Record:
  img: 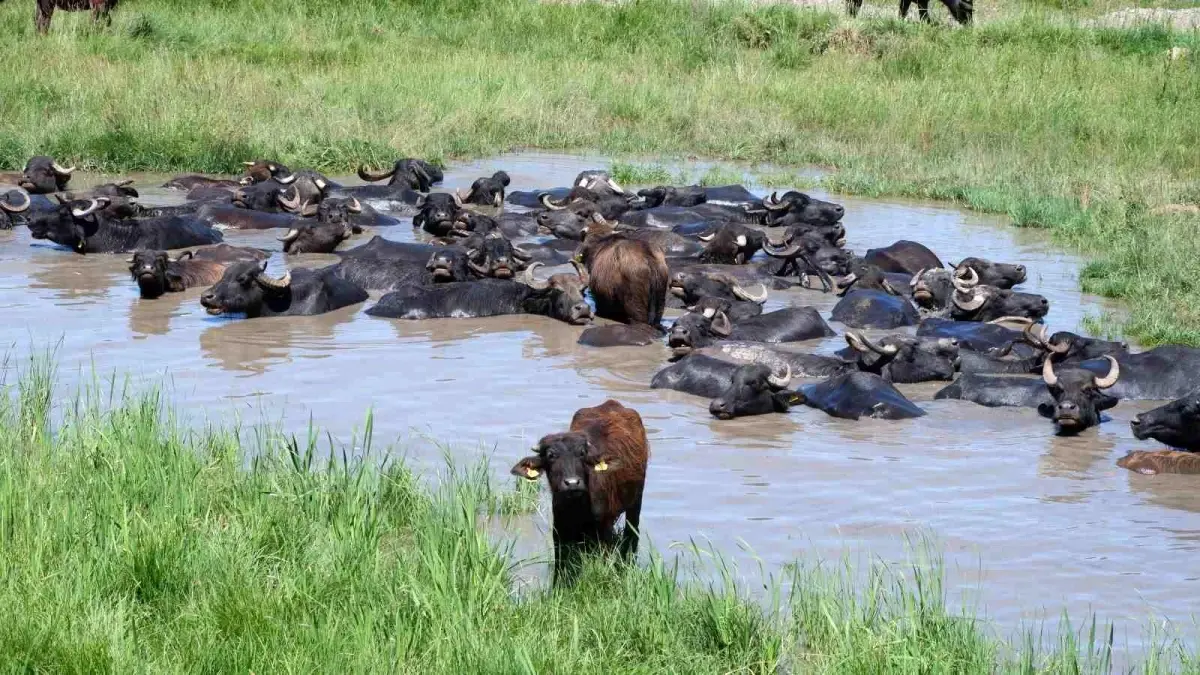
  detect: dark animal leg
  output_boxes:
[845,0,863,17]
[620,493,644,560]
[551,532,581,586]
[36,1,54,33]
[899,0,912,18]
[917,0,932,22]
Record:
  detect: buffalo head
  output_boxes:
[19,156,75,194]
[760,190,844,228]
[1038,356,1120,435]
[1131,392,1200,451]
[27,196,109,253]
[199,260,292,317]
[844,331,960,383]
[709,363,798,419]
[357,158,439,191]
[697,223,763,265]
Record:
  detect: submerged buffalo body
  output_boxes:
[366,273,592,325]
[200,262,368,318]
[800,371,926,421]
[831,289,919,329]
[28,198,222,253]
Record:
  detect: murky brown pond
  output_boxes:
[2,152,1195,652]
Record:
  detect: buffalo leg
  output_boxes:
[899,0,913,18]
[620,493,644,560]
[551,532,582,586]
[917,0,932,22]
[35,0,54,33]
[845,0,863,17]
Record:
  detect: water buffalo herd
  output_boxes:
[1,153,1197,476]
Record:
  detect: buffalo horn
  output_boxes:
[357,165,395,182]
[605,178,625,195]
[732,282,769,304]
[987,316,1035,328]
[766,363,792,389]
[256,267,291,290]
[452,189,465,207]
[910,268,927,288]
[278,228,300,244]
[952,288,986,311]
[300,201,319,217]
[0,188,31,213]
[953,266,979,289]
[762,239,802,258]
[70,197,109,218]
[242,161,257,167]
[348,197,362,213]
[275,172,297,185]
[845,330,899,356]
[710,311,733,337]
[570,259,590,286]
[1093,356,1120,389]
[521,262,549,290]
[51,161,75,176]
[467,258,491,277]
[539,193,565,211]
[697,231,716,242]
[511,245,533,263]
[881,279,900,296]
[277,187,302,212]
[172,251,195,262]
[114,179,134,187]
[1041,357,1059,387]
[762,191,788,211]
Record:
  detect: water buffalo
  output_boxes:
[231,179,297,213]
[917,317,1032,354]
[587,220,702,259]
[1117,451,1200,475]
[576,324,663,347]
[1039,357,1121,435]
[459,231,532,280]
[541,189,634,221]
[682,295,763,323]
[537,202,609,240]
[760,191,845,228]
[833,263,909,298]
[955,257,1026,290]
[0,189,32,229]
[668,271,769,311]
[845,0,973,24]
[950,269,1049,322]
[862,240,943,276]
[275,170,333,214]
[413,193,464,237]
[357,159,442,192]
[510,399,649,583]
[692,341,854,379]
[36,0,118,32]
[128,246,266,299]
[200,261,368,318]
[637,185,707,208]
[709,364,800,419]
[1021,323,1127,364]
[831,289,920,329]
[620,203,763,230]
[365,266,592,325]
[697,223,763,265]
[460,171,510,207]
[909,268,956,313]
[279,198,364,254]
[1074,346,1200,401]
[800,371,926,420]
[666,306,834,359]
[1131,391,1200,451]
[238,160,294,186]
[934,374,1052,409]
[28,197,223,254]
[762,230,852,282]
[840,331,960,383]
[651,353,749,398]
[329,251,468,292]
[16,156,74,194]
[161,174,240,191]
[578,232,669,328]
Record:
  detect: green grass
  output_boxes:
[1,354,1198,672]
[1,0,1199,345]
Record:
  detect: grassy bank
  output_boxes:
[0,357,1196,672]
[1,0,1198,344]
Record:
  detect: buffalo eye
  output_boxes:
[237,274,253,286]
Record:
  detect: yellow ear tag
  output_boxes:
[524,468,540,480]
[789,395,804,404]
[593,461,609,472]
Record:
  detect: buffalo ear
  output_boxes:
[772,390,803,412]
[1095,393,1120,412]
[510,455,545,481]
[1037,403,1055,419]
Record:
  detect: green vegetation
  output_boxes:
[0,0,1198,345]
[0,355,1195,672]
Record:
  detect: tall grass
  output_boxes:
[0,358,1197,672]
[2,0,1197,344]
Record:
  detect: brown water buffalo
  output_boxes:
[511,400,649,583]
[36,0,117,33]
[577,232,670,329]
[128,247,264,300]
[1117,451,1200,475]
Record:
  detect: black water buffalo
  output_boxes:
[759,191,845,228]
[862,240,943,276]
[365,268,592,325]
[934,374,1052,409]
[537,203,608,241]
[762,230,853,283]
[36,0,118,33]
[697,223,763,265]
[709,364,800,419]
[357,159,442,192]
[275,170,334,213]
[831,289,919,329]
[279,198,364,254]
[413,193,464,237]
[460,171,510,207]
[542,189,634,221]
[161,174,239,191]
[459,231,531,280]
[16,156,74,193]
[950,269,1049,322]
[620,203,762,230]
[28,197,223,254]
[682,295,763,323]
[1039,356,1121,435]
[834,263,909,297]
[198,203,297,231]
[668,271,769,310]
[845,0,973,24]
[917,317,1032,354]
[0,189,32,229]
[840,331,960,383]
[1074,346,1200,401]
[689,341,853,379]
[955,257,1026,290]
[666,306,834,359]
[238,160,294,186]
[578,231,670,328]
[1020,323,1128,364]
[1131,391,1200,451]
[801,371,925,420]
[909,268,956,313]
[231,179,295,213]
[63,179,138,202]
[200,261,368,318]
[128,245,266,299]
[329,252,467,292]
[637,185,707,208]
[651,353,750,399]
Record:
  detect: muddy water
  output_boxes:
[2,152,1195,652]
